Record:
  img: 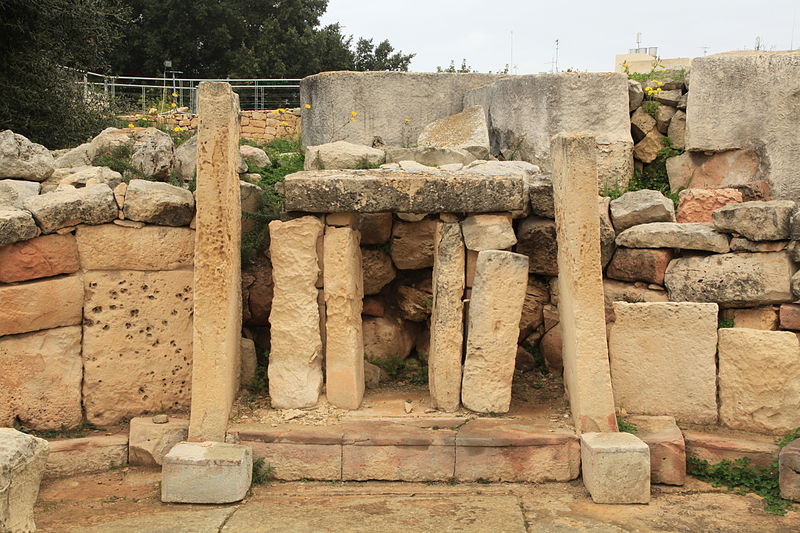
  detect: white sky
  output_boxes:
[320,0,800,73]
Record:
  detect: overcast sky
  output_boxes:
[320,0,800,74]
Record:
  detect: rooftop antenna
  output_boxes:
[636,32,642,49]
[510,31,514,75]
[791,3,797,50]
[700,46,709,55]
[554,39,559,73]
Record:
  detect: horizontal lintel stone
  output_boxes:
[282,169,525,213]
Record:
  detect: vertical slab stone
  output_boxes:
[189,82,242,442]
[268,216,324,409]
[551,133,617,433]
[461,250,528,413]
[428,221,466,412]
[608,302,718,424]
[324,226,365,410]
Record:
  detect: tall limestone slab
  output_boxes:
[269,216,325,408]
[428,221,466,412]
[461,250,528,413]
[188,82,242,442]
[551,133,617,433]
[323,226,365,410]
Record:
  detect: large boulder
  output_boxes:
[129,128,175,179]
[390,219,436,270]
[173,135,197,180]
[42,165,123,193]
[361,249,396,295]
[300,71,501,147]
[417,105,490,159]
[0,207,38,247]
[616,222,730,253]
[686,52,800,201]
[304,140,385,170]
[0,130,54,182]
[0,429,49,533]
[610,189,675,232]
[0,180,39,203]
[667,110,686,149]
[628,79,644,111]
[362,314,418,363]
[665,251,795,307]
[712,200,795,241]
[239,144,271,168]
[666,149,760,192]
[53,142,92,168]
[23,183,117,234]
[464,73,633,189]
[676,188,743,223]
[123,179,194,226]
[515,216,558,276]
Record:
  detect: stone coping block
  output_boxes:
[581,432,651,504]
[246,441,341,481]
[229,423,345,446]
[456,419,577,447]
[682,429,779,469]
[626,416,686,486]
[161,441,252,504]
[0,428,49,533]
[282,169,525,213]
[45,434,128,479]
[76,224,194,271]
[342,419,459,447]
[0,274,83,336]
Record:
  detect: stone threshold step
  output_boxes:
[227,418,580,483]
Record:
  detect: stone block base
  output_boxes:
[128,416,189,466]
[627,416,685,485]
[45,434,128,479]
[780,439,800,501]
[581,432,651,504]
[161,442,252,504]
[682,429,780,469]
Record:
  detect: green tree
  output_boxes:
[436,59,474,73]
[0,0,128,148]
[352,38,414,71]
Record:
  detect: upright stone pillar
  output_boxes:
[324,226,365,409]
[188,82,242,442]
[551,133,617,433]
[461,250,528,413]
[428,221,466,412]
[268,216,324,408]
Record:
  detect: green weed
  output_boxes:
[776,428,800,448]
[252,457,275,485]
[617,419,638,434]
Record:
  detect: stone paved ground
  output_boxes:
[36,468,800,532]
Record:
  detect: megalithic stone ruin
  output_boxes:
[188,81,243,442]
[550,132,618,433]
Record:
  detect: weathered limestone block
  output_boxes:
[0,275,83,336]
[428,222,466,412]
[626,415,685,486]
[53,143,91,169]
[608,302,718,424]
[189,82,242,442]
[0,233,79,283]
[82,270,193,425]
[529,176,554,218]
[356,213,392,244]
[123,179,194,226]
[363,314,418,363]
[0,326,83,431]
[677,188,744,223]
[391,219,435,269]
[0,207,37,246]
[461,251,528,413]
[0,130,54,181]
[598,196,616,268]
[667,110,686,149]
[606,248,673,285]
[515,216,558,275]
[683,429,779,469]
[518,279,548,341]
[239,144,271,168]
[666,149,761,192]
[628,79,644,111]
[633,129,665,164]
[45,434,128,479]
[396,284,431,322]
[464,73,633,189]
[268,216,324,409]
[304,141,385,170]
[630,107,656,140]
[780,303,800,330]
[540,323,562,373]
[712,200,795,241]
[44,165,123,193]
[685,52,800,201]
[665,252,794,307]
[0,428,49,533]
[610,189,676,232]
[129,417,189,466]
[721,306,780,330]
[324,227,365,410]
[300,71,500,147]
[75,224,194,271]
[0,179,40,201]
[417,105,490,159]
[718,328,800,434]
[128,127,175,180]
[730,238,788,253]
[580,432,650,504]
[616,222,730,252]
[282,170,526,213]
[603,279,669,322]
[460,213,516,251]
[23,183,117,234]
[551,134,617,433]
[361,248,395,295]
[386,147,476,167]
[240,337,257,386]
[780,439,800,502]
[161,442,252,504]
[240,180,263,234]
[655,104,676,135]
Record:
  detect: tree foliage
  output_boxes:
[110,0,414,78]
[0,0,128,148]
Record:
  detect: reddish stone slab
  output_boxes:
[606,247,674,285]
[683,429,779,469]
[0,234,79,283]
[227,423,345,445]
[780,304,800,331]
[342,443,455,481]
[247,441,342,481]
[780,439,800,501]
[627,415,686,485]
[676,188,743,223]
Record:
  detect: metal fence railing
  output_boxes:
[74,71,301,113]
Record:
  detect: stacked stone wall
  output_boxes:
[132,109,301,143]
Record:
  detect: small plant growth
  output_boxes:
[617,418,639,434]
[252,457,275,485]
[776,427,800,448]
[25,422,101,440]
[718,318,735,329]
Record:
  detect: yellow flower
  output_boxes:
[171,92,178,97]
[173,126,182,132]
[148,107,158,115]
[171,102,177,107]
[279,121,289,126]
[404,118,412,123]
[304,103,311,109]
[350,117,356,122]
[277,108,287,113]
[350,111,358,117]
[127,123,135,128]
[655,80,664,86]
[271,109,279,114]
